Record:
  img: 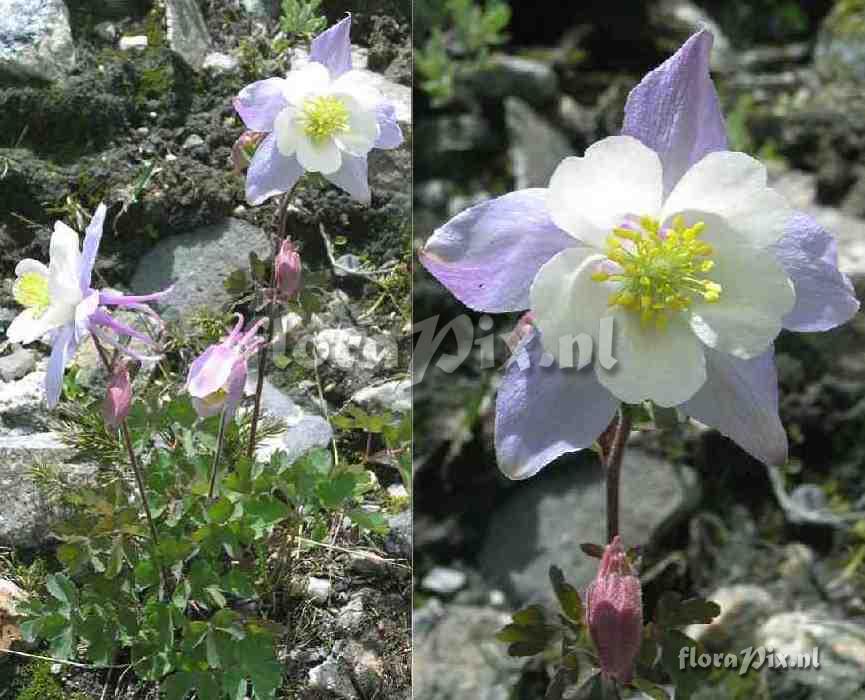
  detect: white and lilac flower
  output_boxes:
[420,30,859,478]
[186,314,266,419]
[234,15,403,205]
[7,204,170,408]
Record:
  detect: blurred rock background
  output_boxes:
[413,1,865,698]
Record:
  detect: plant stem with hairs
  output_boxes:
[247,189,294,459]
[209,410,228,499]
[602,409,632,543]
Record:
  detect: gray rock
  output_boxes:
[130,218,270,321]
[387,483,408,500]
[0,0,76,82]
[478,449,700,605]
[464,54,559,106]
[165,0,211,70]
[93,21,118,43]
[384,510,411,559]
[240,0,278,18]
[0,369,51,433]
[248,377,334,464]
[505,97,572,189]
[305,576,332,604]
[308,639,384,700]
[0,432,97,549]
[308,652,358,700]
[816,2,865,84]
[336,593,365,634]
[685,584,781,651]
[182,133,204,150]
[350,379,410,413]
[202,51,238,75]
[757,611,865,697]
[413,602,521,700]
[0,348,35,382]
[421,567,467,596]
[118,35,148,51]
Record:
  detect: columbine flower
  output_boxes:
[585,536,643,684]
[274,239,302,300]
[420,30,859,478]
[234,15,404,205]
[103,359,133,429]
[7,204,170,407]
[186,314,266,419]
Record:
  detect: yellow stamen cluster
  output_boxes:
[300,95,350,142]
[13,272,50,317]
[201,387,228,409]
[591,215,722,330]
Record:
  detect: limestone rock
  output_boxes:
[0,0,76,82]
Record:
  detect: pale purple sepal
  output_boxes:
[420,189,578,313]
[773,212,859,332]
[91,308,152,344]
[234,77,288,132]
[374,103,403,150]
[187,343,237,398]
[682,347,787,466]
[622,29,727,197]
[80,203,106,295]
[310,15,352,78]
[495,328,619,480]
[74,290,99,344]
[46,325,78,408]
[325,153,370,203]
[99,287,174,306]
[246,132,305,206]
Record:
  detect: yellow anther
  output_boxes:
[613,227,640,242]
[591,271,610,282]
[13,272,51,317]
[300,95,350,142]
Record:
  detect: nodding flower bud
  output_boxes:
[231,131,265,175]
[585,536,643,684]
[103,360,133,429]
[274,239,302,300]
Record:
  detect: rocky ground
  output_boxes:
[0,0,411,698]
[414,1,865,698]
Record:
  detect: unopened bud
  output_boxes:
[231,131,265,175]
[585,536,643,684]
[103,360,133,429]
[275,239,302,300]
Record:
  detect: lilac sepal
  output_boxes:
[495,327,619,480]
[99,286,174,307]
[234,77,288,132]
[682,347,787,466]
[310,15,352,78]
[325,154,370,204]
[245,132,305,206]
[420,189,579,313]
[45,325,78,408]
[773,212,859,332]
[374,103,403,150]
[80,203,107,295]
[622,29,727,196]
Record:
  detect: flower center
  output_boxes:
[201,387,228,409]
[300,95,349,142]
[591,215,722,330]
[13,272,51,317]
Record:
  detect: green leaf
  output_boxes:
[655,592,721,628]
[272,353,290,370]
[512,604,545,626]
[105,536,125,579]
[506,640,548,657]
[317,472,358,508]
[245,496,291,537]
[46,573,77,613]
[206,585,227,609]
[549,566,583,624]
[49,624,76,660]
[208,497,235,525]
[571,672,604,700]
[632,678,671,700]
[346,509,389,534]
[134,558,160,588]
[660,629,708,700]
[237,629,281,700]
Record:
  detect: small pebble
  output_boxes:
[421,566,467,596]
[119,35,148,51]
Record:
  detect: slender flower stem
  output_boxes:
[92,336,160,547]
[208,410,228,499]
[603,409,632,543]
[247,189,293,458]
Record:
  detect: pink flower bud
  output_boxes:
[274,239,302,300]
[103,360,133,429]
[231,131,265,175]
[585,536,643,684]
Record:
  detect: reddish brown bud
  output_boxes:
[103,360,133,429]
[274,239,302,300]
[585,536,643,684]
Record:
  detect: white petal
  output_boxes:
[688,217,795,359]
[15,259,49,277]
[296,136,342,174]
[546,135,664,249]
[661,151,792,248]
[49,221,83,301]
[530,249,613,367]
[333,94,379,156]
[6,303,73,345]
[597,311,706,407]
[331,71,382,110]
[282,62,331,106]
[273,105,301,156]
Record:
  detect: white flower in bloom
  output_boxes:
[269,61,381,175]
[531,134,796,408]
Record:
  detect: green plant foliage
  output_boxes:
[279,0,327,38]
[416,0,511,106]
[18,389,387,699]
